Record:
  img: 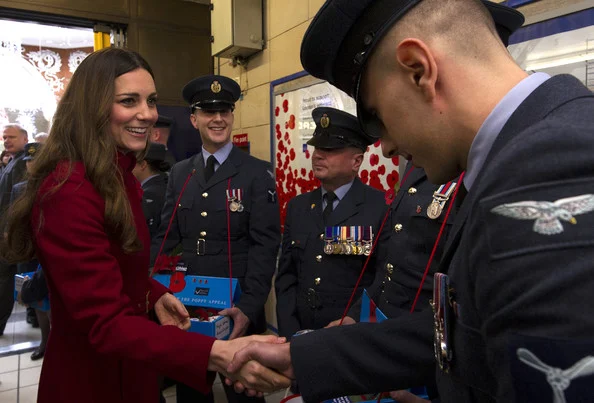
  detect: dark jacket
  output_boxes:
[141,173,168,241]
[0,150,26,217]
[348,165,456,321]
[20,266,49,304]
[276,177,387,337]
[290,75,594,403]
[151,146,281,334]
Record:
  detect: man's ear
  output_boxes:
[395,38,438,101]
[189,113,199,130]
[352,152,364,172]
[151,128,161,142]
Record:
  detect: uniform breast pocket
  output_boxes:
[215,201,251,238]
[290,233,309,261]
[405,214,450,268]
[176,197,194,237]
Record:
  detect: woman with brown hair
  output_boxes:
[0,47,287,403]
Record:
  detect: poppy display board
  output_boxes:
[270,72,401,227]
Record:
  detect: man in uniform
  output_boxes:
[151,74,280,403]
[326,162,457,329]
[276,107,388,338]
[0,124,29,335]
[133,142,170,240]
[150,114,176,167]
[228,2,594,403]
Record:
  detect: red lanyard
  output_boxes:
[150,169,195,277]
[338,167,416,325]
[409,171,465,312]
[226,178,234,309]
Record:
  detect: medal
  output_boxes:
[427,200,443,219]
[324,227,334,255]
[333,243,342,254]
[362,226,373,256]
[432,273,453,372]
[427,181,457,220]
[226,188,244,213]
[362,242,372,256]
[343,243,352,255]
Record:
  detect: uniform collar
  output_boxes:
[465,72,550,191]
[201,141,233,166]
[321,179,355,201]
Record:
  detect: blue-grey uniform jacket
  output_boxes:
[348,165,456,321]
[151,146,280,334]
[289,75,594,403]
[276,177,387,337]
[141,173,168,241]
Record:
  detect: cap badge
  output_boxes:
[320,114,330,129]
[29,146,36,154]
[211,80,222,94]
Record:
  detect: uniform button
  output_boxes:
[201,211,208,217]
[394,223,403,232]
[314,277,321,285]
[200,231,207,237]
[316,255,322,262]
[202,192,208,198]
[386,263,394,274]
[320,233,324,240]
[178,203,182,207]
[291,240,295,245]
[408,187,417,195]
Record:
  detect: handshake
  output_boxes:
[208,335,294,396]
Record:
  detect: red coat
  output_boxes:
[32,153,216,403]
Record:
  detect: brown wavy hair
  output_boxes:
[1,47,154,263]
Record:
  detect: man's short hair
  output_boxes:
[3,124,28,138]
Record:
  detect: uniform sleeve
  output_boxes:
[292,308,435,401]
[35,177,216,393]
[275,200,301,338]
[235,165,281,325]
[151,165,182,265]
[471,181,594,401]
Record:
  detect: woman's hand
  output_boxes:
[154,293,191,330]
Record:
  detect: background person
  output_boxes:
[276,106,387,338]
[133,142,170,240]
[152,74,281,403]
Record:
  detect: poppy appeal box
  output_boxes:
[153,274,241,340]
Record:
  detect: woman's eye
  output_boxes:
[120,98,135,105]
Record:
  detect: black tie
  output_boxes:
[323,191,337,223]
[204,155,216,182]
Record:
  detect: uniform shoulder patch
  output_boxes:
[491,194,594,235]
[267,188,277,204]
[480,180,594,260]
[510,334,594,403]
